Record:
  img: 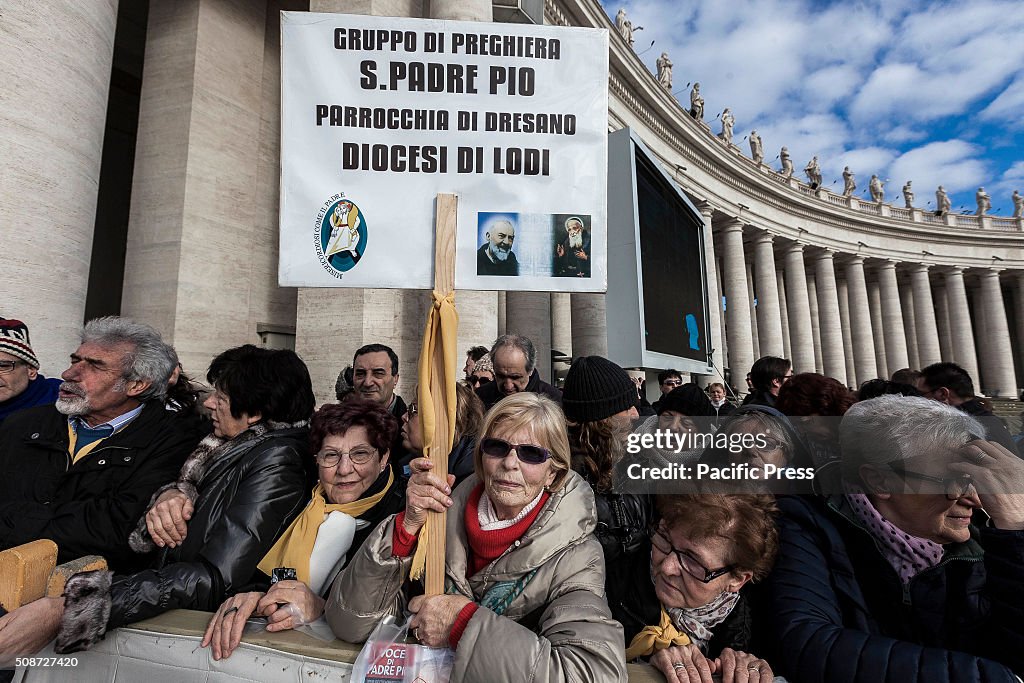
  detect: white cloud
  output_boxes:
[980,76,1024,125]
[886,140,988,196]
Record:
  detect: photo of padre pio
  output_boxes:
[477,214,519,276]
[553,215,591,278]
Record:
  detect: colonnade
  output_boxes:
[709,214,1021,397]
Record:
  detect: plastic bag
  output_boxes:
[241,603,336,643]
[350,615,454,683]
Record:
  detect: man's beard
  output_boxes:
[489,242,511,262]
[568,232,583,249]
[55,382,90,416]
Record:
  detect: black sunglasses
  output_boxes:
[480,437,552,465]
[468,375,493,387]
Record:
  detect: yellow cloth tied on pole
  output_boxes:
[258,474,393,585]
[409,290,459,585]
[624,608,693,659]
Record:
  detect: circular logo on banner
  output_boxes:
[314,195,368,279]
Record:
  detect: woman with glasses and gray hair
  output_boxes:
[613,493,779,682]
[326,392,626,682]
[761,394,1024,682]
[202,398,406,660]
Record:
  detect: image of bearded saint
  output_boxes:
[326,201,362,261]
[554,217,590,277]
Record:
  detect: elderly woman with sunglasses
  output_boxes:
[762,395,1024,683]
[612,493,779,683]
[326,392,626,682]
[202,399,406,660]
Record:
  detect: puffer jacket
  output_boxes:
[325,470,627,683]
[761,494,1024,683]
[105,426,310,629]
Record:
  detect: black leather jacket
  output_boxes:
[107,426,309,629]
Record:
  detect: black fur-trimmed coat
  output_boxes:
[56,425,309,653]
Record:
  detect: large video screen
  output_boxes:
[634,151,709,364]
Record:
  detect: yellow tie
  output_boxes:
[625,608,692,659]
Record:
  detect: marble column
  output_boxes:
[814,250,846,384]
[807,273,824,374]
[910,264,941,367]
[698,204,724,376]
[977,269,1017,397]
[720,219,755,381]
[876,260,909,373]
[934,281,954,362]
[751,232,784,357]
[971,284,992,393]
[837,277,857,387]
[747,261,760,360]
[570,293,607,358]
[783,244,815,373]
[717,256,729,371]
[844,256,877,386]
[900,282,920,371]
[2,0,119,372]
[458,291,499,361]
[551,293,572,359]
[867,279,888,380]
[506,292,553,382]
[943,267,980,384]
[777,270,792,362]
[431,0,491,20]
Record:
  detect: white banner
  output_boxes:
[279,12,608,292]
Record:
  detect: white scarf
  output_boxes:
[477,489,546,530]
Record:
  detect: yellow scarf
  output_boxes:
[625,608,692,659]
[258,469,394,585]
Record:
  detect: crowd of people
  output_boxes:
[1,314,1023,683]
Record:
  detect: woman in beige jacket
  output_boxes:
[325,392,627,682]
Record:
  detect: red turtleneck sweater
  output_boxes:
[391,483,550,648]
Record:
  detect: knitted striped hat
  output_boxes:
[0,318,39,369]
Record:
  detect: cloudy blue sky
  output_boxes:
[601,0,1024,216]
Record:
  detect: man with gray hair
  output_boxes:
[0,317,199,571]
[474,334,562,410]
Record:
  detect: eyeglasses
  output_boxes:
[316,446,378,467]
[662,379,683,387]
[650,526,734,584]
[480,437,552,465]
[468,375,493,387]
[0,360,24,375]
[888,464,974,501]
[407,401,418,416]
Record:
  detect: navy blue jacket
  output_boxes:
[761,494,1024,683]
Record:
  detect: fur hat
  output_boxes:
[0,318,39,369]
[561,355,637,423]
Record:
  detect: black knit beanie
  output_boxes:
[657,383,715,417]
[561,356,637,423]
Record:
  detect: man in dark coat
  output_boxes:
[351,343,410,476]
[0,317,198,572]
[475,334,561,411]
[476,219,519,276]
[743,355,792,408]
[918,361,1020,456]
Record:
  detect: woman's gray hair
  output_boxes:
[839,394,984,481]
[81,317,178,402]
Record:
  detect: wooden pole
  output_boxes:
[424,193,457,595]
